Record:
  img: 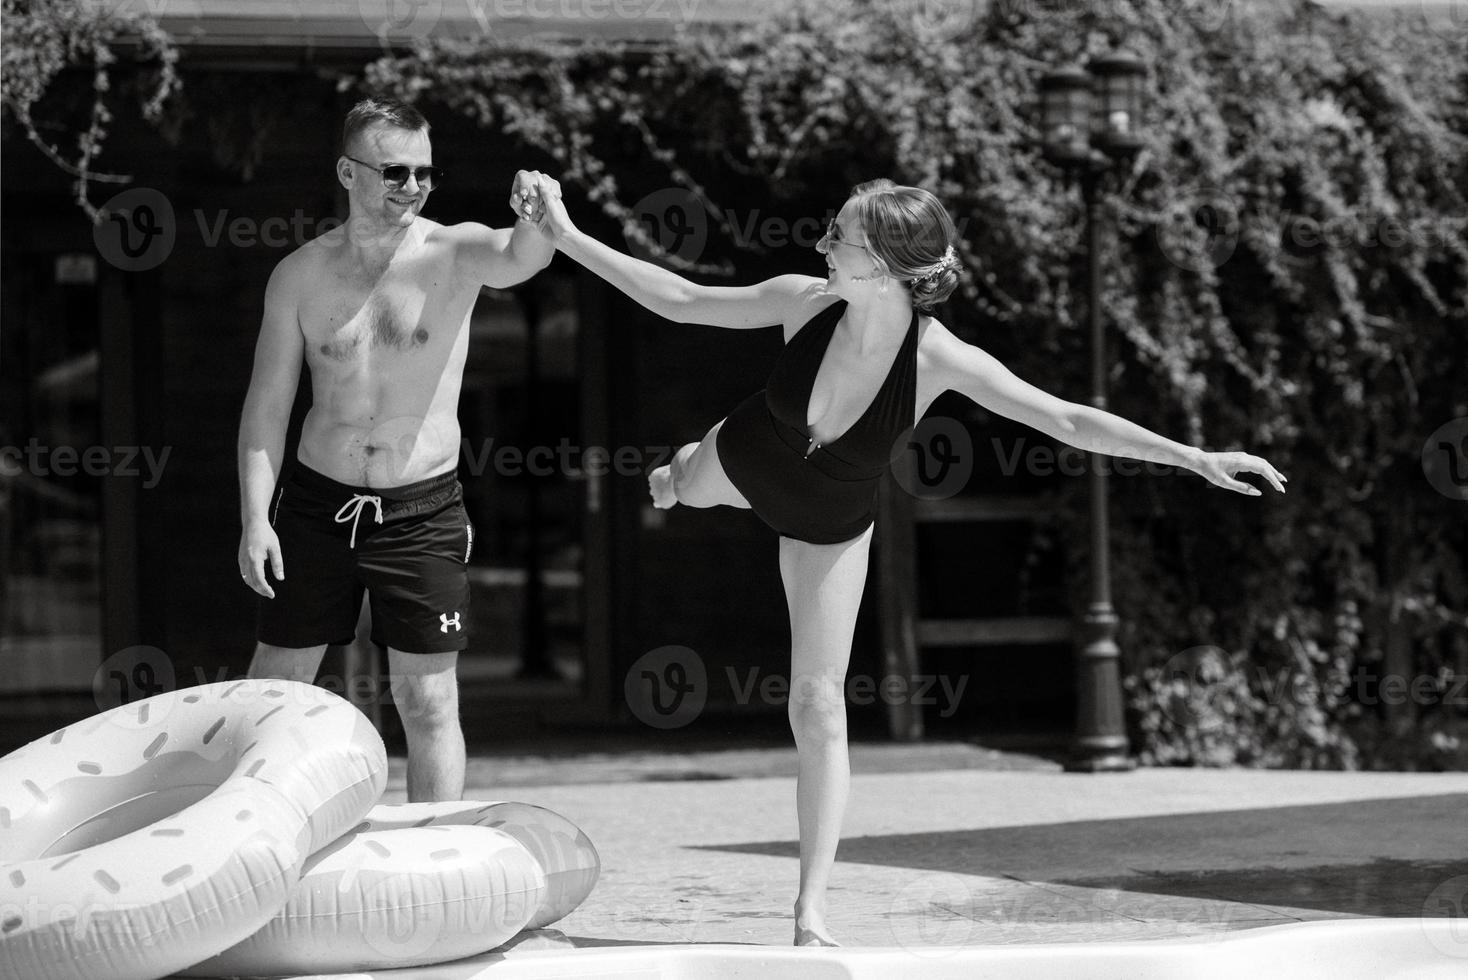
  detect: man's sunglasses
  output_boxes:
[344,155,442,191]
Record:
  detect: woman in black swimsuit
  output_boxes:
[527,175,1286,946]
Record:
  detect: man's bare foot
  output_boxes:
[648,464,678,509]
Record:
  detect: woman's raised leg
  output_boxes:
[778,525,873,947]
[649,418,751,510]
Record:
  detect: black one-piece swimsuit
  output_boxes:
[716,299,919,545]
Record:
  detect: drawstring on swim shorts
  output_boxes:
[334,494,383,549]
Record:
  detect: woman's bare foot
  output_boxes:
[794,904,840,946]
[648,464,678,509]
[794,923,840,947]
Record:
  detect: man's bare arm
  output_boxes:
[445,169,560,288]
[238,258,304,596]
[448,218,554,289]
[239,260,304,523]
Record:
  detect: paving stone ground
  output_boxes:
[378,744,1468,950]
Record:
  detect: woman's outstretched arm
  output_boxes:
[926,322,1288,496]
[534,176,824,329]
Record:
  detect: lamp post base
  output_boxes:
[1064,746,1137,773]
[1069,600,1134,773]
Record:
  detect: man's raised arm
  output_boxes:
[447,169,558,288]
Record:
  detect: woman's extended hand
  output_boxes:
[1192,450,1288,496]
[530,173,574,242]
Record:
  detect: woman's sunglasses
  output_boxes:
[344,155,442,191]
[824,219,873,255]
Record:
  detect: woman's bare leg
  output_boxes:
[649,418,751,510]
[778,525,873,947]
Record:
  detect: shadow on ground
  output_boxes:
[698,794,1468,919]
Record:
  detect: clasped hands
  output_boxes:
[508,169,564,230]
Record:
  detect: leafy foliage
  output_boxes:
[363,0,1468,767]
[7,0,1465,766]
[1,0,179,220]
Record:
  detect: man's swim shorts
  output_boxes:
[257,463,474,653]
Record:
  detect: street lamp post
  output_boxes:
[1040,48,1146,773]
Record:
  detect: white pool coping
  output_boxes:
[278,919,1465,979]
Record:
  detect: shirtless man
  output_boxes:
[237,97,560,802]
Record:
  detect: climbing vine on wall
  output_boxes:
[362,0,1468,768]
[1,0,179,220]
[6,0,1466,767]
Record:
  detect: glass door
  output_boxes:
[0,253,104,694]
[457,272,588,696]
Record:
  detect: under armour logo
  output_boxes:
[439,612,461,633]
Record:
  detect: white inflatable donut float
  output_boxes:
[184,801,601,976]
[348,801,601,930]
[184,823,546,976]
[0,680,387,980]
